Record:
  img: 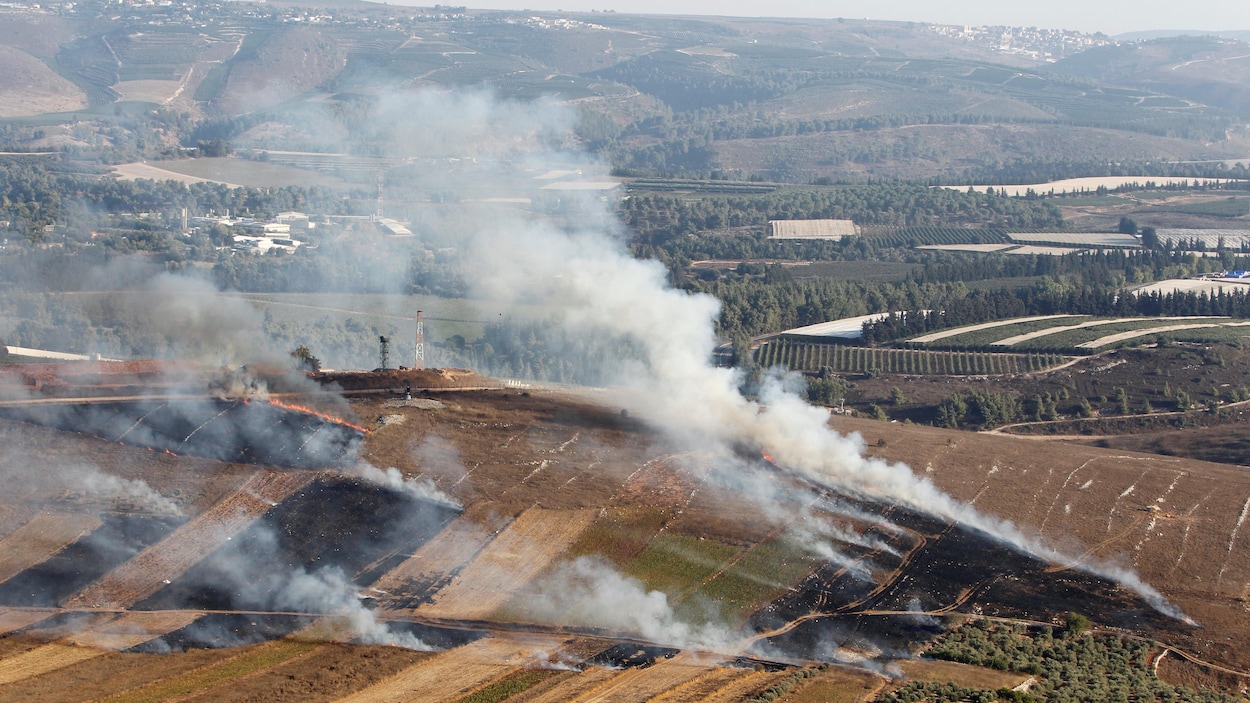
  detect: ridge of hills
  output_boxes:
[2,2,1250,180]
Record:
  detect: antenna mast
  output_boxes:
[414,310,425,370]
[376,172,384,219]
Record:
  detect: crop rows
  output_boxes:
[756,340,1065,375]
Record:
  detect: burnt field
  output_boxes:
[0,386,1247,700]
[0,398,364,468]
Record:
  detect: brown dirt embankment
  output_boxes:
[314,368,501,392]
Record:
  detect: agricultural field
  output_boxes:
[0,380,1248,699]
[64,469,314,610]
[115,157,352,190]
[950,176,1237,197]
[902,314,1250,352]
[419,508,599,620]
[1006,231,1140,247]
[755,339,1066,375]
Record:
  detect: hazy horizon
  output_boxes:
[384,0,1250,37]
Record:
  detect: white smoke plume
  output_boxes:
[265,566,435,650]
[402,89,1191,623]
[75,466,183,516]
[347,461,460,509]
[514,556,737,653]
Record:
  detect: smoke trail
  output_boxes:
[347,462,460,509]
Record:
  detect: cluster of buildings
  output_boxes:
[190,211,313,254]
[927,23,1114,62]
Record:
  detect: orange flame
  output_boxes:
[264,398,371,434]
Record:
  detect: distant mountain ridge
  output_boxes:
[1116,29,1250,42]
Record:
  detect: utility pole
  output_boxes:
[414,310,425,370]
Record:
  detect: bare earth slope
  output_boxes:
[0,46,88,117]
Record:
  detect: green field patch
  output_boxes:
[451,669,562,703]
[866,227,1008,248]
[1015,318,1224,351]
[99,640,319,703]
[1160,197,1250,218]
[622,533,743,602]
[1052,196,1128,206]
[565,507,671,563]
[909,316,1092,348]
[680,534,820,624]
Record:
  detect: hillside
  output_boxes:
[1,3,1249,181]
[0,379,1247,700]
[1048,36,1250,114]
[0,45,88,117]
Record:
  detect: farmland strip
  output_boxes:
[0,513,103,585]
[647,667,754,702]
[0,643,103,685]
[63,469,315,609]
[908,315,1081,343]
[0,608,57,635]
[700,669,790,702]
[1077,322,1248,349]
[332,637,541,703]
[68,611,204,650]
[511,666,621,703]
[372,514,500,611]
[569,653,713,703]
[420,509,598,620]
[98,639,319,703]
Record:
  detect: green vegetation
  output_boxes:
[623,533,742,603]
[1160,197,1250,218]
[450,669,560,703]
[747,665,830,703]
[682,533,821,624]
[917,620,1240,703]
[565,508,671,563]
[755,341,1065,376]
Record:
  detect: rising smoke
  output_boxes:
[0,82,1191,656]
[381,88,1190,624]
